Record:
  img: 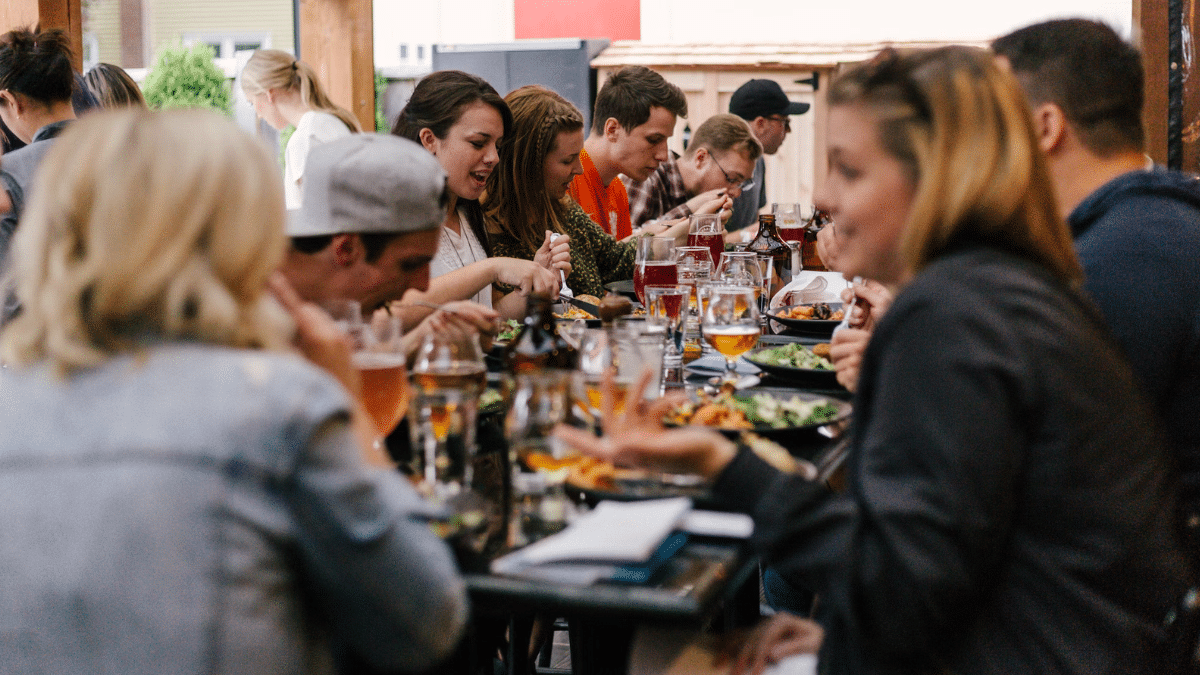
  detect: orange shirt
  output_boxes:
[567,148,633,240]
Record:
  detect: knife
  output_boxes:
[564,295,601,318]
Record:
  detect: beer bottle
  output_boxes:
[746,213,791,294]
[503,293,578,373]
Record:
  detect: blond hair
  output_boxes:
[684,113,762,161]
[1,109,292,374]
[483,85,584,252]
[240,49,361,132]
[829,46,1082,284]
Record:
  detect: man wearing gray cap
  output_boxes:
[727,79,811,233]
[282,133,449,312]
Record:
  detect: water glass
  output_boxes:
[409,332,486,498]
[645,284,689,367]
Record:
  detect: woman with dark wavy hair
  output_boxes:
[392,71,568,321]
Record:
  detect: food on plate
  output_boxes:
[496,318,522,342]
[566,456,638,491]
[667,391,841,430]
[776,303,845,321]
[749,342,834,370]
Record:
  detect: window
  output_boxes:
[417,44,425,60]
[400,43,408,59]
[184,33,271,59]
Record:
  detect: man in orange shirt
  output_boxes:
[568,66,688,240]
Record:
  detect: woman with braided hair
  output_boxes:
[240,49,359,209]
[484,85,636,298]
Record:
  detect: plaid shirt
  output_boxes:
[625,152,692,228]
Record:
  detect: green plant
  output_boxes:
[375,70,388,132]
[141,43,231,114]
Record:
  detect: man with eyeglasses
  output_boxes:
[625,113,762,228]
[727,79,810,233]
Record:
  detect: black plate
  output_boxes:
[669,390,851,449]
[767,303,844,337]
[604,280,638,300]
[743,347,841,388]
[566,472,717,508]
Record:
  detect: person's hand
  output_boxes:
[815,224,841,272]
[268,274,359,397]
[402,301,499,358]
[533,231,572,277]
[492,257,561,298]
[685,188,733,217]
[269,275,392,467]
[840,279,893,332]
[829,327,870,393]
[554,369,738,478]
[654,217,692,246]
[732,613,824,675]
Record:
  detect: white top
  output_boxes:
[429,210,493,309]
[284,111,353,209]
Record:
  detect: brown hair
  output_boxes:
[992,19,1144,156]
[391,70,512,144]
[240,49,360,132]
[0,26,74,107]
[83,63,147,110]
[828,46,1082,284]
[684,113,762,161]
[483,85,583,252]
[592,66,687,134]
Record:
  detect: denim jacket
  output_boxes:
[0,343,466,674]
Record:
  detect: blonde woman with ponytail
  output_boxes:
[240,49,360,208]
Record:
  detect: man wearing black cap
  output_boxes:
[727,79,810,232]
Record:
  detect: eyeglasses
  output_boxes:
[709,152,755,192]
[767,115,792,132]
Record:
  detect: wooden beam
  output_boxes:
[299,0,375,133]
[0,0,83,73]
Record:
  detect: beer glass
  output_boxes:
[645,284,689,367]
[701,285,760,384]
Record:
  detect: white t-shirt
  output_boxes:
[284,111,352,209]
[430,210,493,310]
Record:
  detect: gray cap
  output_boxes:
[288,134,447,237]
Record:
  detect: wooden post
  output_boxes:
[1137,0,1200,172]
[299,0,375,133]
[0,0,83,73]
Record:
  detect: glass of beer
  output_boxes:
[409,332,487,499]
[333,303,410,458]
[701,285,760,384]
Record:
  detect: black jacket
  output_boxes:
[716,247,1191,674]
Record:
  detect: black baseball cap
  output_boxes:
[729,79,810,120]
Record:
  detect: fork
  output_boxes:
[548,232,573,300]
[831,276,863,339]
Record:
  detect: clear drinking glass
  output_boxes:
[645,284,689,367]
[409,332,487,499]
[634,236,678,306]
[701,285,760,384]
[686,213,725,268]
[330,301,410,458]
